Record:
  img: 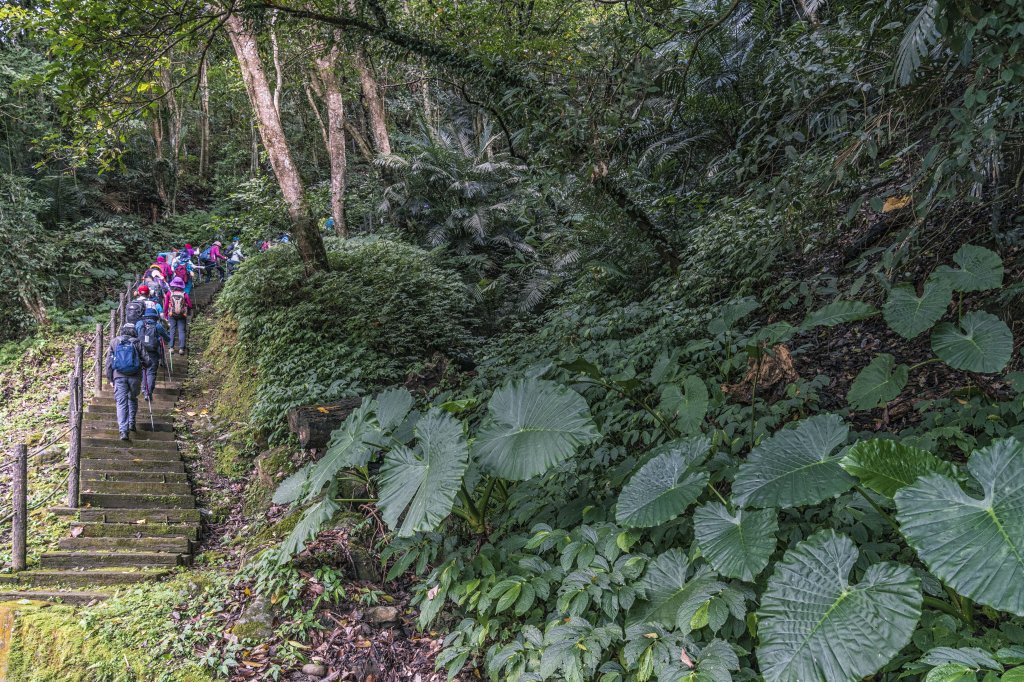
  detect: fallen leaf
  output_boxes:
[317,406,330,414]
[882,195,912,212]
[70,526,83,537]
[680,647,694,669]
[426,585,440,601]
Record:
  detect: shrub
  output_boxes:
[220,237,475,441]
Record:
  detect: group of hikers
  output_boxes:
[104,238,246,441]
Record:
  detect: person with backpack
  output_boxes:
[163,277,193,355]
[227,238,244,276]
[105,323,151,440]
[203,241,228,283]
[135,308,171,401]
[125,286,154,326]
[151,255,172,280]
[135,284,163,316]
[173,252,197,295]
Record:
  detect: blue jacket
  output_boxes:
[135,317,171,357]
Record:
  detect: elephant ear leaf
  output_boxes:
[931,311,1013,373]
[932,244,1003,292]
[616,437,711,528]
[883,282,952,339]
[626,548,724,628]
[658,376,709,435]
[276,487,339,565]
[895,438,1024,616]
[377,408,469,537]
[732,414,853,509]
[840,439,958,498]
[801,300,877,330]
[847,354,909,411]
[375,387,414,432]
[757,530,921,682]
[693,502,778,582]
[473,378,600,481]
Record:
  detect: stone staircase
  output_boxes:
[0,281,220,590]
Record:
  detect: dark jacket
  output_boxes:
[105,334,152,381]
[135,317,171,357]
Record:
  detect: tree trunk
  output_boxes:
[224,12,328,273]
[352,45,391,155]
[158,64,183,214]
[151,114,168,209]
[315,48,348,238]
[199,55,211,179]
[287,398,362,450]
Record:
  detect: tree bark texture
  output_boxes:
[199,55,211,179]
[287,397,362,450]
[315,47,348,237]
[353,47,391,155]
[224,12,329,273]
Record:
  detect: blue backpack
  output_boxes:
[200,246,213,262]
[112,339,141,374]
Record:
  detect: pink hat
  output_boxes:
[170,277,186,289]
[157,255,166,263]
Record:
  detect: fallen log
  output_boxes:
[287,397,363,450]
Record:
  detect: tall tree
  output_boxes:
[223,12,328,272]
[313,46,348,237]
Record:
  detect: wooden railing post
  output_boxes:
[109,308,117,342]
[67,372,81,508]
[94,322,103,394]
[117,293,126,330]
[12,444,27,571]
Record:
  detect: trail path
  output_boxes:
[0,281,221,591]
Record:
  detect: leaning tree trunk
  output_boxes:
[315,47,348,238]
[224,12,329,273]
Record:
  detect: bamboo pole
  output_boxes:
[94,322,103,394]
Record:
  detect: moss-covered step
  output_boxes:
[81,428,177,442]
[78,492,195,509]
[0,568,171,588]
[80,480,192,496]
[76,508,200,524]
[0,590,109,604]
[58,535,191,553]
[82,418,175,432]
[82,444,180,458]
[70,521,199,540]
[80,458,185,473]
[82,470,188,483]
[40,550,187,569]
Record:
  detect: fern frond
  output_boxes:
[895,0,940,86]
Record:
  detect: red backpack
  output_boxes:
[175,263,189,283]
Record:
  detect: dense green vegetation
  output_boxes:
[2,0,1024,679]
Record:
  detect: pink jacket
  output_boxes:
[163,290,193,319]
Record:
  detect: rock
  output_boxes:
[365,605,400,625]
[230,595,275,640]
[301,663,327,677]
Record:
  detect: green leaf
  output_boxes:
[932,245,1004,292]
[272,467,310,505]
[277,490,339,565]
[302,402,377,501]
[895,0,940,86]
[847,354,909,411]
[931,311,1013,373]
[758,530,921,682]
[377,409,469,537]
[693,502,778,582]
[1003,668,1024,682]
[473,378,600,481]
[627,549,723,628]
[732,414,853,509]
[840,439,958,498]
[615,437,711,528]
[895,438,1024,616]
[658,376,709,435]
[801,300,877,330]
[883,282,952,339]
[376,388,413,432]
[924,663,976,682]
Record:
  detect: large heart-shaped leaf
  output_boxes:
[276,486,339,565]
[895,438,1024,615]
[883,282,952,339]
[377,408,469,537]
[801,300,877,330]
[693,502,778,581]
[658,376,709,435]
[473,378,600,481]
[931,244,1003,293]
[732,414,853,509]
[931,311,1013,373]
[376,387,413,432]
[616,437,710,528]
[302,402,377,501]
[757,530,921,682]
[840,439,958,498]
[847,354,909,411]
[627,548,724,628]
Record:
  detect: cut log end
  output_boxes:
[287,397,363,450]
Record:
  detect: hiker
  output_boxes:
[164,277,193,355]
[151,255,172,280]
[172,251,198,295]
[127,285,161,323]
[105,323,151,440]
[136,308,171,401]
[324,216,335,234]
[227,238,244,276]
[202,240,228,283]
[183,243,195,259]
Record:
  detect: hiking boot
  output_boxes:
[129,423,137,432]
[119,432,129,441]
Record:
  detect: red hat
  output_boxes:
[137,285,150,295]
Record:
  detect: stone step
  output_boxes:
[80,492,194,509]
[58,535,191,553]
[40,551,187,569]
[95,385,181,397]
[0,569,171,588]
[77,508,200,524]
[82,419,175,433]
[88,397,179,409]
[83,470,188,483]
[80,480,192,496]
[0,590,109,604]
[86,405,176,417]
[71,521,199,540]
[81,458,185,473]
[82,451,182,465]
[83,439,178,453]
[82,428,176,441]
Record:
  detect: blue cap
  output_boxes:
[143,307,160,318]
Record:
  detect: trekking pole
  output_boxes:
[147,390,155,431]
